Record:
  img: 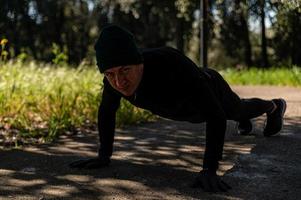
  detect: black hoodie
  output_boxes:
[98,46,227,171]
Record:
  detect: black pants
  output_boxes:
[202,68,274,122]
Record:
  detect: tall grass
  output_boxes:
[0,61,154,143]
[1,63,300,144]
[220,67,301,86]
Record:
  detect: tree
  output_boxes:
[272,1,301,66]
[259,0,269,68]
[200,0,209,67]
[99,0,197,53]
[216,0,253,67]
[1,0,300,67]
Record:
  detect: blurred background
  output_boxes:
[1,0,301,68]
[0,0,301,144]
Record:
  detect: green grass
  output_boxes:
[1,63,300,144]
[0,61,154,143]
[220,67,301,86]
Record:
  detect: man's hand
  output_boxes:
[69,157,110,169]
[192,169,231,192]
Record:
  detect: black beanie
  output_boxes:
[94,25,143,73]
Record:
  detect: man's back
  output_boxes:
[103,46,215,122]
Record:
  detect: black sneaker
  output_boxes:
[238,119,252,135]
[263,98,287,137]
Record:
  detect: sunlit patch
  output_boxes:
[94,178,150,190]
[218,161,235,176]
[178,145,203,153]
[0,169,15,175]
[224,142,255,155]
[39,185,78,197]
[8,178,46,186]
[152,150,176,156]
[115,135,136,141]
[56,175,92,183]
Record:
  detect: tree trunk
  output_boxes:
[241,13,253,67]
[176,18,184,53]
[200,0,208,68]
[236,0,252,67]
[260,0,269,68]
[290,11,301,66]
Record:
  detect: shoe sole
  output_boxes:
[264,98,287,137]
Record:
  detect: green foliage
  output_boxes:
[51,43,68,66]
[274,0,301,12]
[17,51,29,63]
[0,62,155,143]
[220,67,301,86]
[1,38,9,62]
[116,100,154,127]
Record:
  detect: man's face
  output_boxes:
[104,64,144,96]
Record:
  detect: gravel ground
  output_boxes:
[0,86,300,200]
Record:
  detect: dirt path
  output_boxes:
[1,86,301,200]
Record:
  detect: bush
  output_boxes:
[0,62,155,144]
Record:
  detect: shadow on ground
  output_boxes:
[1,116,300,200]
[225,116,301,200]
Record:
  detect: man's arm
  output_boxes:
[98,82,121,159]
[191,77,231,192]
[69,80,121,169]
[197,78,227,171]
